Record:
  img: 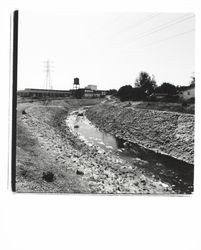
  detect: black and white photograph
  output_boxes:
[13,10,195,194]
[1,1,201,250]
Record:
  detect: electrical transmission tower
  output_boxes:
[44,60,53,89]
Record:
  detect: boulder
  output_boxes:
[76,169,84,175]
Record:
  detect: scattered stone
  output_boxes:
[42,171,55,182]
[156,162,163,167]
[76,169,84,175]
[18,101,179,194]
[140,180,146,185]
[86,102,194,164]
[22,109,27,115]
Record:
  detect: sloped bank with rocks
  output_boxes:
[86,102,194,165]
[16,98,174,193]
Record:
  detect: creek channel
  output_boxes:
[66,108,194,194]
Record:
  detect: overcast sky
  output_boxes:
[18,11,195,90]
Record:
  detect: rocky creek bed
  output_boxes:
[16,98,178,194]
[86,102,194,165]
[67,108,193,194]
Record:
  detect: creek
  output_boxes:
[66,108,194,194]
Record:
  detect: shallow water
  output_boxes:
[66,108,194,194]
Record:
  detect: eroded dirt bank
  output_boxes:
[16,98,175,194]
[86,101,194,164]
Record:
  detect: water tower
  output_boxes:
[73,78,80,89]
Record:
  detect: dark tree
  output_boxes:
[132,87,146,100]
[117,85,133,102]
[108,89,118,95]
[117,85,146,101]
[190,74,195,87]
[135,72,157,95]
[155,82,177,95]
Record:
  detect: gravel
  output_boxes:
[86,102,194,164]
[16,99,175,194]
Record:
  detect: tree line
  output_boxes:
[112,71,194,102]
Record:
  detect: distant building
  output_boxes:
[92,90,107,98]
[18,86,108,99]
[178,86,195,101]
[150,93,169,100]
[17,88,71,98]
[149,92,179,102]
[72,88,107,98]
[85,85,97,90]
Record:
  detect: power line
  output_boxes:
[126,14,194,44]
[118,13,161,33]
[144,29,195,47]
[90,13,160,38]
[107,13,161,39]
[128,14,191,38]
[88,13,125,37]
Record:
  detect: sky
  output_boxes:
[18,11,195,90]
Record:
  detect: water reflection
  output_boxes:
[67,110,194,194]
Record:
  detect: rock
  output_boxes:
[140,180,146,185]
[156,162,163,167]
[42,171,55,182]
[92,174,99,180]
[86,103,194,164]
[22,109,27,115]
[76,169,84,175]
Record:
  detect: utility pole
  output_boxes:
[44,60,53,89]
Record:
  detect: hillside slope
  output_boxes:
[86,102,194,164]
